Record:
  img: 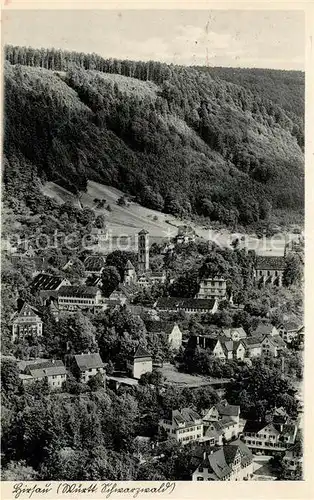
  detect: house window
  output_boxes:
[197,477,204,481]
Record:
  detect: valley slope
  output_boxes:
[3,46,304,227]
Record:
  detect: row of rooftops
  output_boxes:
[192,439,253,480]
[255,255,286,271]
[18,345,152,378]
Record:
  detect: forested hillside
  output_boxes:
[3,45,304,226]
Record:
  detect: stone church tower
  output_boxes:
[138,229,149,275]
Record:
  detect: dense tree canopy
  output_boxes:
[3,46,304,228]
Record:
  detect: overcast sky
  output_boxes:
[3,10,305,70]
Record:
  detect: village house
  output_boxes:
[221,327,247,341]
[278,320,304,344]
[254,255,286,286]
[19,359,67,389]
[70,353,105,384]
[111,283,138,303]
[123,259,137,285]
[243,336,263,358]
[242,420,298,454]
[85,275,103,287]
[11,302,43,342]
[155,297,218,315]
[196,277,227,300]
[212,337,246,361]
[106,289,128,306]
[137,270,167,289]
[192,440,254,481]
[30,273,71,294]
[203,401,240,425]
[252,323,280,337]
[57,285,104,312]
[127,345,153,379]
[261,334,286,357]
[83,255,106,276]
[159,408,203,444]
[146,321,183,350]
[202,418,239,445]
[283,441,303,475]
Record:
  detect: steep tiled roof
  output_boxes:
[255,256,286,270]
[125,259,135,270]
[85,275,103,287]
[134,345,151,359]
[243,420,269,434]
[146,321,178,335]
[281,321,303,332]
[207,448,231,479]
[30,273,66,291]
[118,283,137,297]
[84,255,106,272]
[216,401,240,417]
[27,359,66,377]
[195,439,253,480]
[74,353,104,371]
[222,327,247,339]
[58,285,99,297]
[253,324,276,336]
[172,408,201,426]
[244,336,263,347]
[12,302,42,322]
[268,335,286,348]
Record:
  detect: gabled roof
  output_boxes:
[194,441,252,480]
[85,275,103,287]
[253,323,277,336]
[125,260,135,270]
[271,335,286,348]
[216,401,240,417]
[281,320,303,332]
[222,327,247,339]
[262,335,286,348]
[206,448,231,479]
[118,283,137,297]
[26,359,66,377]
[221,339,234,354]
[244,336,263,347]
[74,353,104,371]
[12,302,42,322]
[243,420,279,435]
[134,345,151,359]
[30,273,66,291]
[84,255,106,272]
[274,423,298,438]
[255,255,286,270]
[171,408,202,426]
[58,285,99,297]
[146,321,179,335]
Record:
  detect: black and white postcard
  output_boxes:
[1,2,312,499]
